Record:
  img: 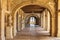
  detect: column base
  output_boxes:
[1,36,5,40]
[6,27,13,39]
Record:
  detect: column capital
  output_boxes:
[2,9,11,14]
[52,14,57,18]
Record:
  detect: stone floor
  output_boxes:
[7,26,60,40]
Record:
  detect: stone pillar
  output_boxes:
[18,15,21,31]
[1,10,5,40]
[20,15,22,30]
[21,14,25,30]
[57,0,60,37]
[22,20,25,30]
[18,9,24,30]
[45,9,50,31]
[45,14,47,30]
[14,14,17,36]
[6,14,13,39]
[41,14,43,27]
[43,11,46,30]
[47,11,50,31]
[57,12,60,37]
[1,0,7,40]
[51,14,57,37]
[42,13,44,28]
[44,10,47,30]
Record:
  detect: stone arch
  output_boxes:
[25,14,40,26]
[11,0,57,37]
[11,0,55,16]
[13,9,24,36]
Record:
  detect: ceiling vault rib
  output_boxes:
[21,5,45,13]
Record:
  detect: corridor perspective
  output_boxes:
[0,0,60,40]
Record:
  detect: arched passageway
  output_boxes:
[29,17,36,26]
[13,5,51,37]
[21,5,51,35]
[1,0,59,40]
[25,15,40,27]
[28,16,39,26]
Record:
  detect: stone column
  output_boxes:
[1,10,5,40]
[41,14,43,27]
[57,12,60,37]
[43,11,46,30]
[22,14,25,30]
[18,9,24,30]
[46,11,50,31]
[18,15,21,31]
[14,14,17,36]
[22,20,25,30]
[20,15,22,30]
[45,9,50,31]
[45,14,47,30]
[57,0,60,37]
[41,13,43,28]
[9,15,13,39]
[6,14,13,39]
[1,0,7,40]
[51,14,57,37]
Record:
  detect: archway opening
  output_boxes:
[14,5,51,36]
[21,5,51,35]
[30,17,36,26]
[26,16,40,27]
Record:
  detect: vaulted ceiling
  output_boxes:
[11,0,55,11]
[21,5,45,13]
